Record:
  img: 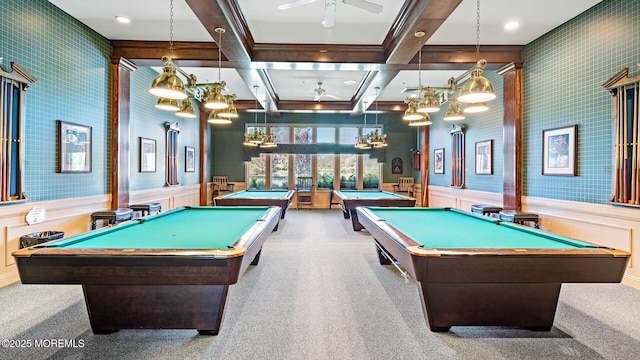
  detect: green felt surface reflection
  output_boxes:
[339,190,408,199]
[368,207,594,249]
[224,190,290,199]
[50,207,272,249]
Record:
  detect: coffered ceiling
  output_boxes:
[48,0,601,116]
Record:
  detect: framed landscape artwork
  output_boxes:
[58,120,92,173]
[542,125,577,176]
[140,137,156,173]
[475,140,493,175]
[185,146,195,172]
[434,148,444,174]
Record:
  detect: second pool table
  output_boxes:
[214,189,295,219]
[12,206,282,335]
[356,207,630,332]
[332,190,415,231]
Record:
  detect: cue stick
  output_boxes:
[613,92,620,202]
[374,241,409,283]
[635,83,640,204]
[6,80,14,201]
[623,87,629,202]
[0,78,5,201]
[618,89,625,202]
[632,84,638,203]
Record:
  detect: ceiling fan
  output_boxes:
[278,0,383,28]
[313,82,340,101]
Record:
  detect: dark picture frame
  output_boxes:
[542,125,577,176]
[475,140,493,175]
[58,120,92,173]
[434,148,444,174]
[185,146,195,172]
[139,137,157,173]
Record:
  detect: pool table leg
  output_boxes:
[349,210,365,231]
[83,284,229,335]
[251,249,262,265]
[340,205,350,219]
[418,282,561,331]
[374,240,394,265]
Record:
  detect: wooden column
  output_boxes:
[199,104,209,205]
[420,125,429,207]
[110,57,137,209]
[498,62,523,210]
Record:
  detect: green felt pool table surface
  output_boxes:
[366,207,593,249]
[51,206,273,250]
[336,190,411,199]
[220,190,293,199]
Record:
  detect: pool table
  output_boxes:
[12,206,282,335]
[214,190,295,219]
[332,190,415,231]
[356,207,630,332]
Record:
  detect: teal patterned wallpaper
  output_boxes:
[1,0,202,201]
[428,70,504,192]
[129,68,201,191]
[522,0,640,204]
[1,0,112,201]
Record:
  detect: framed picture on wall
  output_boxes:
[542,125,577,176]
[185,146,195,172]
[434,148,444,174]
[58,120,92,173]
[139,137,156,173]
[475,140,493,175]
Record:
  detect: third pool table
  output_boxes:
[214,189,295,219]
[356,207,630,332]
[332,190,415,231]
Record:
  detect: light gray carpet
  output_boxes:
[1,209,639,360]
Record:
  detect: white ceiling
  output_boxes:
[48,0,601,108]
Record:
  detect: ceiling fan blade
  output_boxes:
[314,94,322,101]
[278,0,319,11]
[342,0,383,14]
[323,1,336,28]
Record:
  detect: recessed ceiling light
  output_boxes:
[115,16,131,24]
[344,80,357,85]
[504,21,520,30]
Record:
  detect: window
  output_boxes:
[271,154,288,189]
[1,62,33,202]
[244,124,383,191]
[363,155,380,189]
[248,153,266,189]
[317,127,335,143]
[340,154,357,189]
[317,154,334,189]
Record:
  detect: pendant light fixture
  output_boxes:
[444,99,465,121]
[204,27,231,110]
[244,85,264,146]
[457,0,496,103]
[355,101,372,150]
[261,100,277,148]
[369,87,388,148]
[149,0,186,100]
[149,1,236,120]
[218,94,239,119]
[175,98,196,118]
[401,0,496,123]
[155,97,180,111]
